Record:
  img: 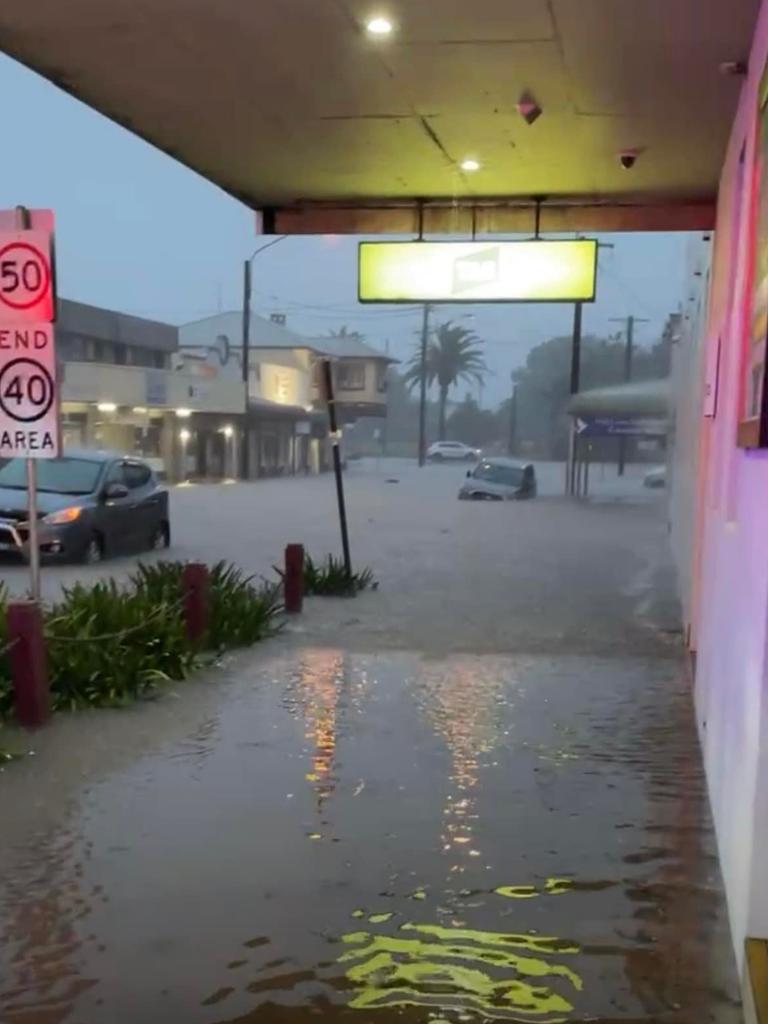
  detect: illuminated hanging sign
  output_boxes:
[358,239,598,303]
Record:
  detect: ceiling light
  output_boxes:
[179,428,191,443]
[132,406,148,414]
[366,16,393,36]
[222,425,234,439]
[460,158,481,172]
[97,402,117,413]
[176,408,192,418]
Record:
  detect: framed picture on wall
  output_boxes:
[739,62,768,446]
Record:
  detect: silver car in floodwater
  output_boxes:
[458,458,537,501]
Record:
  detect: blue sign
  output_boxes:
[575,415,666,438]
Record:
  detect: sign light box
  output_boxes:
[358,239,598,303]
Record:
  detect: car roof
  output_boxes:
[478,457,533,469]
[62,448,146,464]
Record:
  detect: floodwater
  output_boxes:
[0,646,739,1023]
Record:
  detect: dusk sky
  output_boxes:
[0,53,692,405]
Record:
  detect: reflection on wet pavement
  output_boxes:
[0,650,739,1023]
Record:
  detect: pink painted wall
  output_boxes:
[672,0,768,971]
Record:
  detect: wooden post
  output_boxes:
[182,563,209,645]
[6,601,49,728]
[284,543,304,614]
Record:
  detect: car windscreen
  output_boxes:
[472,462,524,486]
[0,457,103,495]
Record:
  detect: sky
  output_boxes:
[0,53,692,407]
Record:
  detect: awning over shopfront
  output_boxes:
[567,379,670,419]
[0,1,758,232]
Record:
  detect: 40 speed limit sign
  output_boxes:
[0,324,60,458]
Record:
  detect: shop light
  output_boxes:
[365,15,393,35]
[176,408,192,418]
[97,402,117,413]
[132,406,148,414]
[179,428,191,443]
[222,425,234,439]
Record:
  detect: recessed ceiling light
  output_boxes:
[366,16,394,36]
[460,158,481,172]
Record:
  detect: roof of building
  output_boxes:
[567,378,670,418]
[59,298,178,352]
[180,312,317,351]
[308,334,398,362]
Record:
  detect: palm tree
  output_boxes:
[404,321,488,439]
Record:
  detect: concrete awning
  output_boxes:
[0,0,758,232]
[567,379,670,418]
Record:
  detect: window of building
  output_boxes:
[337,360,366,390]
[114,343,127,365]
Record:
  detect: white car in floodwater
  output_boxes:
[427,441,481,462]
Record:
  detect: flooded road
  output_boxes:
[0,647,738,1023]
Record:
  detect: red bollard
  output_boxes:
[284,543,304,614]
[182,562,209,645]
[6,601,50,729]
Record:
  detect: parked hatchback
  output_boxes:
[458,458,537,501]
[427,441,482,462]
[0,451,170,563]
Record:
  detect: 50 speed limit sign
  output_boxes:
[0,230,54,323]
[0,324,60,458]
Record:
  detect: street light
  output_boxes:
[241,235,287,478]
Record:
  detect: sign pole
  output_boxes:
[322,358,352,579]
[13,206,41,601]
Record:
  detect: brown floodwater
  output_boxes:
[0,648,739,1023]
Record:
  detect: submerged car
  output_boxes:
[427,441,482,462]
[643,465,667,489]
[458,458,537,501]
[0,450,170,563]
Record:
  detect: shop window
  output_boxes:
[337,360,366,390]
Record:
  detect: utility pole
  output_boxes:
[609,313,650,476]
[240,259,252,479]
[240,235,286,479]
[417,303,432,466]
[508,377,518,456]
[567,301,583,495]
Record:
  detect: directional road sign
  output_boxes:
[575,415,667,438]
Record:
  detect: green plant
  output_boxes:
[302,554,377,596]
[45,580,195,711]
[132,560,283,651]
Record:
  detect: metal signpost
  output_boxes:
[0,207,59,600]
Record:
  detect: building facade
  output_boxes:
[58,299,243,481]
[668,0,768,984]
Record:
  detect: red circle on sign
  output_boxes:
[0,240,51,311]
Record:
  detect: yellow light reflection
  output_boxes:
[339,922,582,1022]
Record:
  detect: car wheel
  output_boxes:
[150,521,171,551]
[82,533,104,565]
[465,453,476,461]
[431,453,443,461]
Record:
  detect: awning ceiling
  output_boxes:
[0,0,759,232]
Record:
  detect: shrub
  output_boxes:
[45,580,194,711]
[0,560,283,723]
[302,553,377,596]
[131,560,283,650]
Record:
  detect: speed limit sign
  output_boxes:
[0,230,54,323]
[0,324,60,457]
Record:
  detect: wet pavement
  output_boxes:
[0,646,738,1023]
[0,467,740,1023]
